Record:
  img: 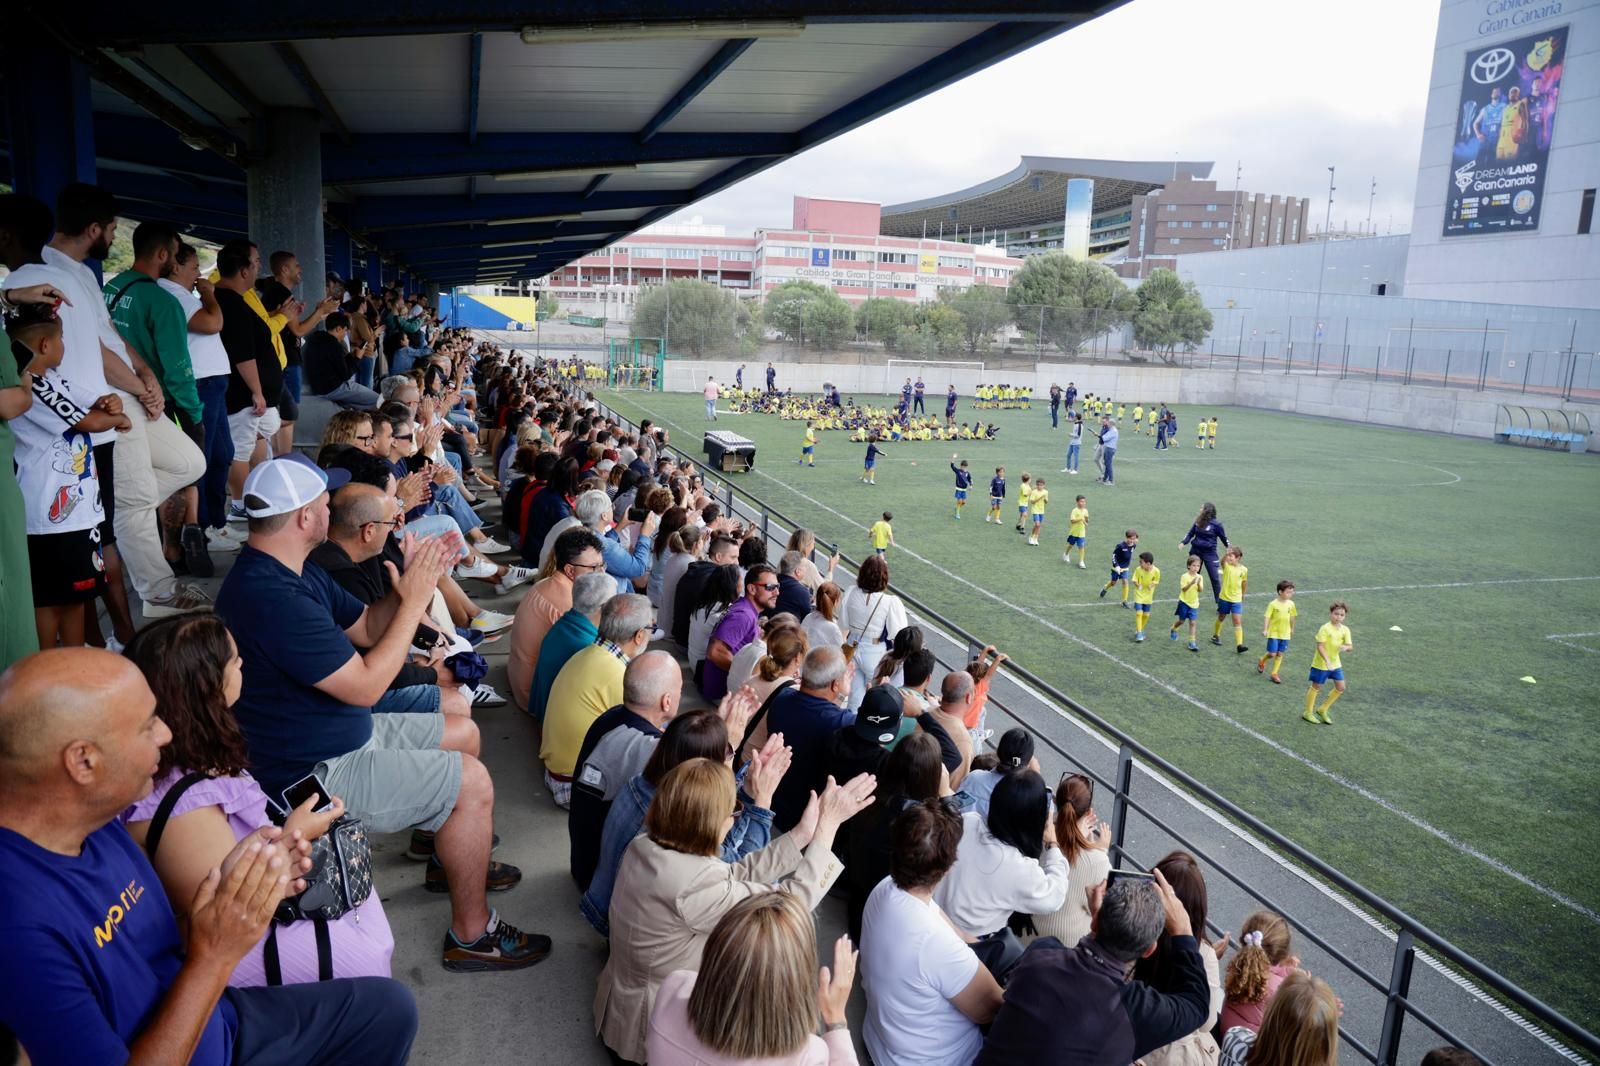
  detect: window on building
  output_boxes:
[1205,203,1218,212]
[832,249,866,261]
[1213,238,1226,246]
[1580,188,1596,235]
[721,250,755,261]
[667,247,697,259]
[937,255,973,268]
[775,246,809,258]
[1274,219,1284,243]
[877,251,913,264]
[1289,219,1299,241]
[1170,238,1181,246]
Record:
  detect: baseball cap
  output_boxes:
[241,453,350,518]
[854,684,906,746]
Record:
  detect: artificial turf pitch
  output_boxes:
[601,387,1600,1026]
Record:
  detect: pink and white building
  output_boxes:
[537,196,1021,322]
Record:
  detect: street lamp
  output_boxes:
[1312,166,1335,362]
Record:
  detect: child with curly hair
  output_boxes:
[1220,910,1301,1034]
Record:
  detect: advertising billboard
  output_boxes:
[919,254,938,274]
[1063,178,1094,259]
[1443,28,1566,238]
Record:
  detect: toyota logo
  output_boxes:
[1471,47,1515,84]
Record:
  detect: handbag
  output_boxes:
[843,591,885,663]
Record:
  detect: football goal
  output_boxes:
[883,358,987,396]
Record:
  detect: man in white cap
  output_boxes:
[214,453,554,972]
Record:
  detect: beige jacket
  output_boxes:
[1139,941,1222,1066]
[595,830,845,1063]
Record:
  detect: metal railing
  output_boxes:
[581,390,1599,1066]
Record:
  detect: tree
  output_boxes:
[631,279,745,358]
[855,297,914,348]
[944,284,1012,354]
[536,292,559,317]
[1005,253,1135,355]
[766,280,853,350]
[1132,269,1213,361]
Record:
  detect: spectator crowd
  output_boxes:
[0,183,1479,1066]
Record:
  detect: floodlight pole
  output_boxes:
[1312,166,1335,361]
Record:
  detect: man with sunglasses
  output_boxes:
[702,563,781,701]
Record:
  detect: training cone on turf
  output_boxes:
[1520,676,1537,684]
[1389,625,1403,632]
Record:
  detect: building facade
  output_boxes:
[538,198,1021,322]
[1121,175,1311,278]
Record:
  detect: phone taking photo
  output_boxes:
[281,772,334,815]
[1106,868,1155,888]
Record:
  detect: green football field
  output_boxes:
[600,387,1600,1024]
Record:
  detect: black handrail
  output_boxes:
[575,388,1598,1063]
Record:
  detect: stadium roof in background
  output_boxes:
[879,156,1215,237]
[2,4,1136,287]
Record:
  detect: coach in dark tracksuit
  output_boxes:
[1180,502,1230,604]
[976,875,1210,1066]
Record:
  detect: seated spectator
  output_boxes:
[775,550,814,620]
[575,485,657,594]
[521,456,580,564]
[935,770,1068,980]
[1136,851,1231,1066]
[646,503,688,607]
[1219,971,1340,1066]
[508,527,605,712]
[594,758,873,1064]
[647,893,859,1066]
[1220,911,1301,1034]
[765,646,858,830]
[303,312,380,409]
[785,528,839,592]
[582,709,779,937]
[688,563,742,686]
[120,613,395,985]
[975,869,1211,1065]
[860,798,1003,1066]
[673,533,738,646]
[959,728,1039,819]
[0,648,417,1065]
[824,682,961,792]
[528,572,615,725]
[656,524,704,640]
[844,732,950,943]
[899,649,972,785]
[838,556,908,711]
[540,592,654,808]
[1030,773,1112,947]
[801,580,845,652]
[735,625,811,764]
[871,626,924,689]
[213,454,550,970]
[705,567,780,698]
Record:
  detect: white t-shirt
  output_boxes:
[801,610,844,652]
[13,369,104,534]
[157,278,230,379]
[726,638,766,695]
[687,606,726,666]
[5,260,117,445]
[860,878,983,1066]
[838,587,908,647]
[41,245,135,381]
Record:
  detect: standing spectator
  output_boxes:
[214,240,281,522]
[1030,773,1112,947]
[528,573,614,725]
[647,893,860,1066]
[838,555,908,711]
[975,870,1210,1065]
[268,250,339,456]
[860,798,1004,1066]
[1097,415,1119,486]
[540,593,655,808]
[775,550,815,620]
[1219,972,1341,1066]
[1179,502,1230,603]
[704,563,780,701]
[764,646,858,830]
[766,362,777,393]
[1137,851,1231,1066]
[802,581,846,651]
[823,682,961,791]
[507,528,604,712]
[0,648,418,1065]
[704,376,720,420]
[158,242,242,556]
[304,312,381,409]
[1049,383,1062,428]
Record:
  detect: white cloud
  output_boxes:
[665,0,1438,237]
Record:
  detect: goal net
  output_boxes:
[883,358,987,396]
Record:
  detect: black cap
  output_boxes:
[854,684,904,746]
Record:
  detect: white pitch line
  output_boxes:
[1547,632,1600,656]
[1035,574,1600,610]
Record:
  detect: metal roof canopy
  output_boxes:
[880,155,1216,236]
[7,3,1132,287]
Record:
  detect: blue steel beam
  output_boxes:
[334,189,684,230]
[178,45,267,120]
[637,38,754,143]
[394,240,601,267]
[580,174,609,199]
[100,170,247,217]
[322,130,790,185]
[467,34,483,145]
[375,222,633,254]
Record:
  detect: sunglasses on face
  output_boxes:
[755,582,779,592]
[394,433,413,442]
[354,433,374,443]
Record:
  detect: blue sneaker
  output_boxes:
[1170,629,1179,641]
[1135,632,1145,643]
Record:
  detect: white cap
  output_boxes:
[241,454,349,518]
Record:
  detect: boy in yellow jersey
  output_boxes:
[1132,403,1143,428]
[1116,402,1126,423]
[1207,416,1219,449]
[799,421,818,467]
[1027,478,1049,546]
[1197,416,1209,448]
[1210,546,1249,652]
[1304,601,1354,724]
[1147,405,1159,436]
[1170,555,1204,651]
[1130,552,1160,642]
[1015,473,1032,533]
[1063,495,1089,568]
[869,511,895,556]
[1259,580,1298,683]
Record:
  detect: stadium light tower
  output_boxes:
[1312,166,1335,358]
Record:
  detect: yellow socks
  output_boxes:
[1213,617,1225,638]
[1303,688,1319,718]
[1318,689,1342,719]
[1121,584,1129,602]
[1135,613,1147,633]
[1234,624,1245,649]
[1272,653,1284,676]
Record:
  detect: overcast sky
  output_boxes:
[662,0,1440,238]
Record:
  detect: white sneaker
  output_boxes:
[1060,467,1071,472]
[494,565,536,595]
[1062,552,1070,563]
[226,502,249,524]
[1078,562,1087,569]
[143,583,213,618]
[470,684,508,708]
[476,537,512,555]
[207,526,247,552]
[456,557,498,580]
[103,635,125,655]
[471,609,515,635]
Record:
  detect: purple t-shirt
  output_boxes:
[702,598,760,700]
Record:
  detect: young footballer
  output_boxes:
[1027,477,1048,546]
[1304,601,1354,724]
[862,434,886,484]
[1207,416,1219,449]
[1147,405,1159,436]
[1211,546,1249,653]
[1015,472,1032,533]
[799,420,818,466]
[1131,552,1160,642]
[1259,580,1298,683]
[870,511,895,556]
[1064,495,1089,568]
[987,466,1006,523]
[1171,555,1204,650]
[951,455,972,519]
[1102,529,1138,605]
[1132,403,1143,429]
[1197,416,1209,449]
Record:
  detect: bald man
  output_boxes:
[0,648,416,1066]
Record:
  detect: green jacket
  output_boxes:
[103,270,202,423]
